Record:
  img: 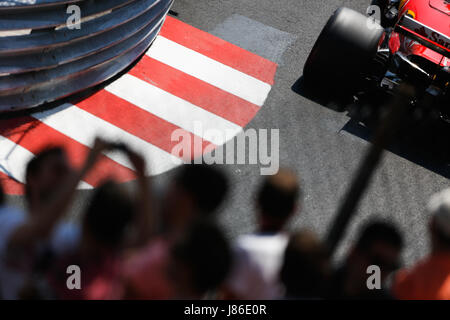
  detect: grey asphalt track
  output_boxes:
[7,0,449,267]
[164,0,449,266]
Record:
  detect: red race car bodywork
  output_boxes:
[303,0,449,123]
[391,0,450,67]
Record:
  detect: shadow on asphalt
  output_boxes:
[292,76,350,112]
[292,76,450,180]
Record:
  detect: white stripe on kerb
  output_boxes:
[0,135,35,183]
[105,74,242,146]
[0,135,92,189]
[31,104,183,175]
[146,36,272,106]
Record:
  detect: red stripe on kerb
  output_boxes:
[129,56,259,127]
[0,117,137,186]
[76,90,214,161]
[0,171,23,195]
[160,16,278,85]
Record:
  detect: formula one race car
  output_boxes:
[303,0,450,122]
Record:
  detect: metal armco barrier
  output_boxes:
[0,0,174,112]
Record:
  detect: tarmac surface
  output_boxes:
[7,0,450,266]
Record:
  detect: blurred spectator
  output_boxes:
[48,181,135,299]
[2,136,448,301]
[393,188,450,300]
[226,168,300,299]
[0,182,9,299]
[24,147,70,210]
[167,221,232,299]
[122,164,228,299]
[0,179,4,206]
[47,143,152,300]
[280,230,330,299]
[161,164,229,235]
[327,220,403,299]
[0,147,87,299]
[220,246,268,300]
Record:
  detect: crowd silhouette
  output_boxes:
[0,139,449,300]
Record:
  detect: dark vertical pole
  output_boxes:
[326,84,415,256]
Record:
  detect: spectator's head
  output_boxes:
[346,221,403,289]
[427,188,450,252]
[25,147,71,208]
[280,230,330,298]
[82,181,135,252]
[162,164,228,233]
[256,169,300,233]
[168,221,232,299]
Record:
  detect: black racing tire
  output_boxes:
[303,7,384,94]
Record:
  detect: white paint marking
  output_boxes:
[0,135,34,183]
[105,74,243,146]
[31,104,183,175]
[0,135,92,189]
[147,36,272,106]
